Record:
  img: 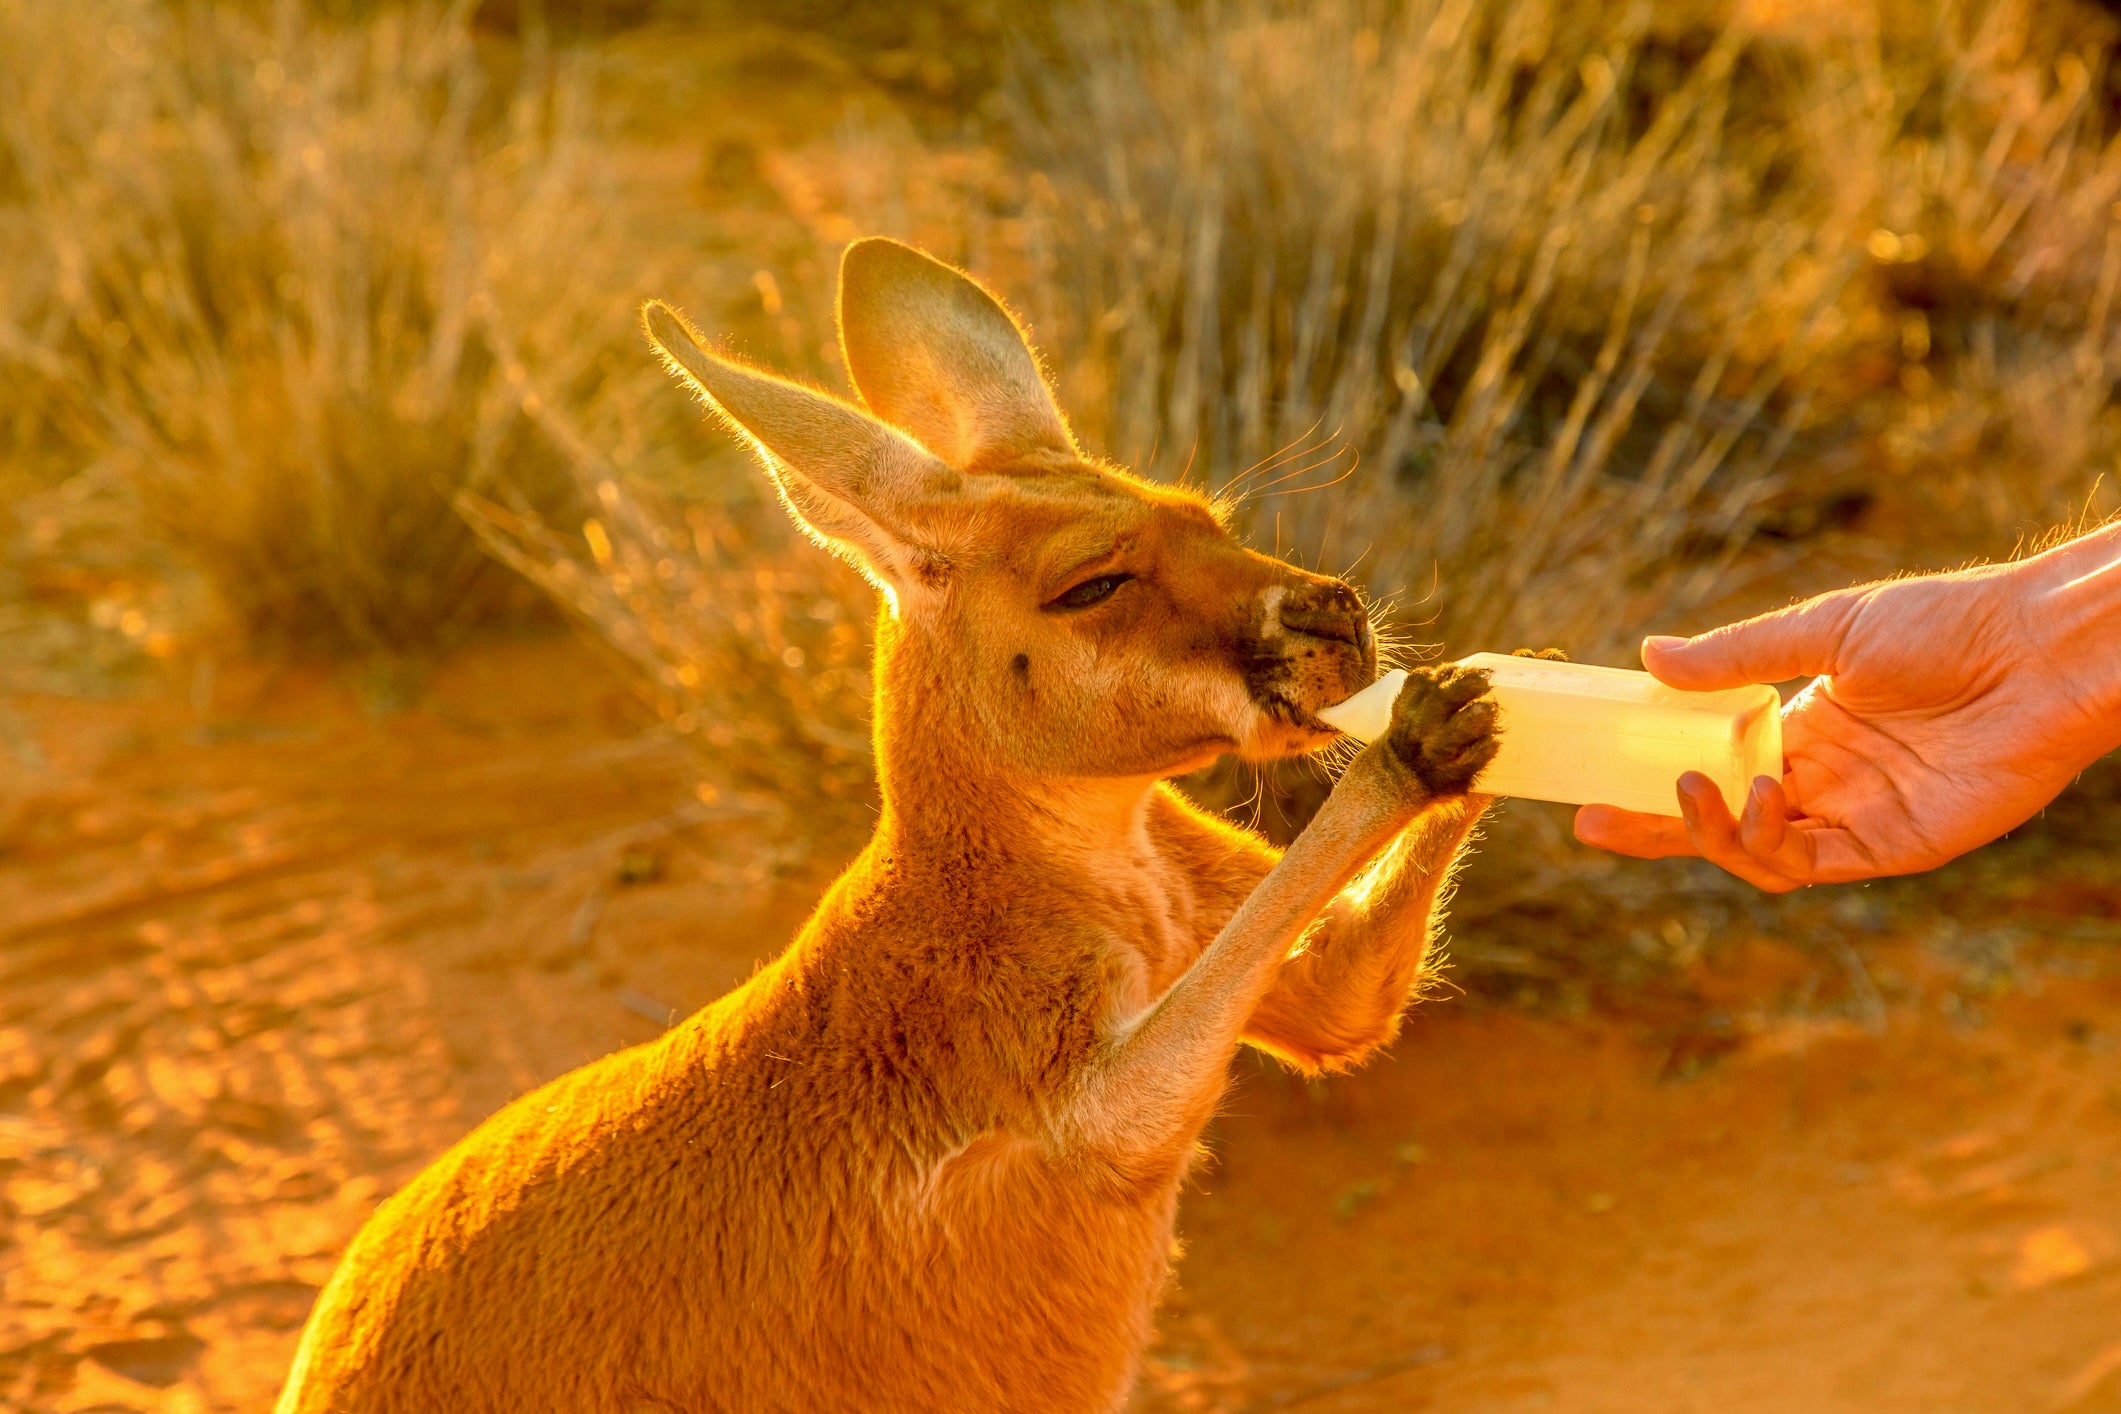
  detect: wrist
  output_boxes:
[2017,521,2121,739]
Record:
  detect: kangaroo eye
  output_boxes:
[1050,573,1133,610]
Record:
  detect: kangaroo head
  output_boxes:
[644,239,1375,784]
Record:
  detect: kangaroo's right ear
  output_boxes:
[837,238,1077,472]
[644,301,960,597]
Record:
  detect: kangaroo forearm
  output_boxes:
[1056,771,1416,1167]
[1243,798,1481,1071]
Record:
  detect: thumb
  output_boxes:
[1642,590,1857,690]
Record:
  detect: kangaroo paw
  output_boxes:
[1384,664,1500,798]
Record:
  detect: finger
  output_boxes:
[1736,775,1789,856]
[1574,804,1699,858]
[1687,774,1898,886]
[1641,588,1865,691]
[1675,773,1807,893]
[1780,824,1892,885]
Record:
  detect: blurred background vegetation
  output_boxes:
[4,0,2119,1007]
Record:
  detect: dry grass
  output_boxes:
[1000,2,1838,656]
[0,0,888,771]
[0,0,632,663]
[463,417,881,810]
[944,0,2116,643]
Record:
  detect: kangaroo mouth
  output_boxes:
[1252,689,1337,735]
[1239,635,1375,746]
[1221,582,1378,757]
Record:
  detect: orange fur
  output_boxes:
[278,240,1498,1413]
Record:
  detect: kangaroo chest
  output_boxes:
[1088,848,1218,1018]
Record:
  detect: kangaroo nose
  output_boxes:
[1279,583,1371,652]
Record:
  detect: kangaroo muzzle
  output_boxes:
[1240,577,1378,730]
[1277,581,1373,657]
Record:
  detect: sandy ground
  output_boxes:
[2,636,2118,1413]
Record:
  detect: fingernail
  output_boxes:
[1677,786,1698,826]
[1643,634,1688,657]
[1745,776,1772,823]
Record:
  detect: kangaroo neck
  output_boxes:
[866,611,1161,875]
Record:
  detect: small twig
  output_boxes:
[543,796,777,876]
[1828,936,1888,1034]
[568,881,611,951]
[615,986,677,1027]
[560,797,772,955]
[1239,1344,1449,1412]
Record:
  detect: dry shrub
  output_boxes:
[0,0,886,787]
[1795,0,2121,540]
[995,0,1860,663]
[0,0,626,661]
[464,415,881,811]
[735,9,1851,721]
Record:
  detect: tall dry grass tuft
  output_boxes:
[0,0,883,786]
[1791,0,2121,537]
[963,3,1863,663]
[0,0,627,662]
[803,0,2121,606]
[463,419,881,810]
[992,1,1850,664]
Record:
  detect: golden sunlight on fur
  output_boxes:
[275,239,1502,1414]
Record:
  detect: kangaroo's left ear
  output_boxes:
[644,300,961,599]
[836,237,1078,473]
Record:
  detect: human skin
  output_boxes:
[1573,520,2121,892]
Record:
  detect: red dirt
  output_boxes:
[3,637,2118,1412]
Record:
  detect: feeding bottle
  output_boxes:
[1316,652,1782,818]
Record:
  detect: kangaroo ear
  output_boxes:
[644,300,959,595]
[836,238,1077,473]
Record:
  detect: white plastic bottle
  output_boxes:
[1317,653,1782,818]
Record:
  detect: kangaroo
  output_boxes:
[277,238,1501,1414]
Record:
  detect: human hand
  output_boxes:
[1573,527,2121,890]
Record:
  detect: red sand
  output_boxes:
[3,637,2117,1412]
